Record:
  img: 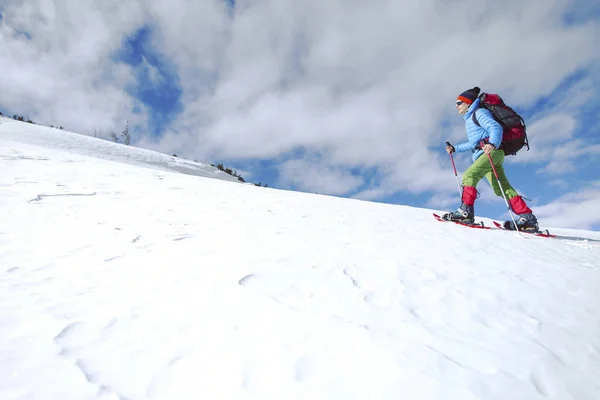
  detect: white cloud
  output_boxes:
[534,182,600,230]
[0,0,150,134]
[528,114,577,146]
[351,187,390,202]
[278,157,364,196]
[507,72,599,174]
[425,192,459,211]
[1,0,599,201]
[531,140,600,175]
[537,160,577,175]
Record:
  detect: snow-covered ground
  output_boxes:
[0,118,243,183]
[1,117,600,400]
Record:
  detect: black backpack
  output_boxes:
[472,93,530,155]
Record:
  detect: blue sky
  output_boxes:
[1,0,599,230]
[112,26,182,136]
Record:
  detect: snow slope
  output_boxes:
[1,118,600,400]
[0,118,243,183]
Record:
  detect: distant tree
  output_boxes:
[122,121,130,145]
[173,154,178,157]
[110,132,119,142]
[211,162,252,183]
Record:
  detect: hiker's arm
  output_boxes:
[476,109,503,148]
[454,140,476,153]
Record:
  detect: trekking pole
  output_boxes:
[446,142,463,199]
[480,141,520,235]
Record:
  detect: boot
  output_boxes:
[504,213,539,232]
[442,203,475,224]
[442,185,477,223]
[504,195,538,232]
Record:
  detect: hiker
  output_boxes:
[442,86,539,232]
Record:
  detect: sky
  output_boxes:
[1,0,599,229]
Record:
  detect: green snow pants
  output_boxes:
[462,150,519,200]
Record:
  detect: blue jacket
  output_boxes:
[454,97,503,162]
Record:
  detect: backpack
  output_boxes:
[472,93,529,155]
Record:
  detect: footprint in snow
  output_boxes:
[238,274,255,286]
[172,234,192,241]
[54,321,86,343]
[294,354,316,382]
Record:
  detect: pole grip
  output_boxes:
[446,142,458,175]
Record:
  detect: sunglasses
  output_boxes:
[456,100,464,106]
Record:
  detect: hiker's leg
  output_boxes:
[482,150,518,198]
[461,153,495,206]
[486,152,533,214]
[485,170,502,196]
[494,164,519,200]
[442,153,496,222]
[498,163,538,230]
